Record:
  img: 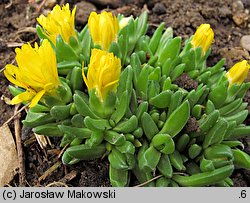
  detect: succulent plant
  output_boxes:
[4,4,250,187]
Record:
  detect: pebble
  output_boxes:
[152,3,166,15]
[75,1,97,26]
[233,12,249,27]
[242,0,250,8]
[232,1,245,12]
[232,0,249,27]
[218,6,231,16]
[240,35,250,51]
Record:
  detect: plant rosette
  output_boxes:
[4,3,250,187]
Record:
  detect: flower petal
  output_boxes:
[10,90,35,105]
[29,90,46,107]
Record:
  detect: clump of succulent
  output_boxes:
[4,4,250,187]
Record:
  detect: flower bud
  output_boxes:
[191,24,214,54]
[226,60,250,86]
[82,48,122,101]
[88,11,119,51]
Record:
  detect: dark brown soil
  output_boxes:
[0,0,249,187]
[173,73,199,91]
[24,140,111,186]
[185,117,200,133]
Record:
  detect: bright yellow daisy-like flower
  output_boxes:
[37,3,76,45]
[88,11,119,51]
[82,48,122,101]
[226,60,250,86]
[191,24,214,54]
[4,39,60,107]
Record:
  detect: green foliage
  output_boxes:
[21,11,250,187]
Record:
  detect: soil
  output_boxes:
[0,0,250,187]
[173,73,199,91]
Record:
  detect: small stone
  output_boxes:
[242,0,250,8]
[240,35,250,51]
[232,0,245,13]
[233,12,249,27]
[152,3,166,15]
[75,1,97,26]
[218,6,231,16]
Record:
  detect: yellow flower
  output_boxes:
[82,48,122,101]
[37,3,76,45]
[88,11,119,51]
[191,24,214,54]
[4,39,60,107]
[226,60,250,86]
